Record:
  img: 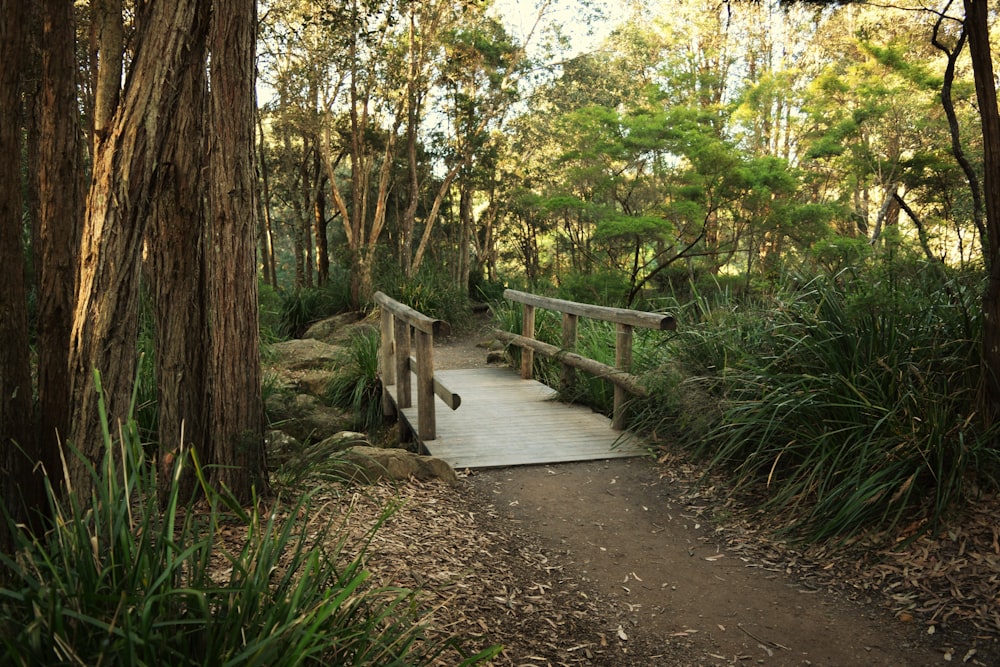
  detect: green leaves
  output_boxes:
[0,378,496,666]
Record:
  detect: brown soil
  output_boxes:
[307,312,998,666]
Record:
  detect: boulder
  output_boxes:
[268,338,343,371]
[316,431,369,453]
[302,311,365,344]
[266,392,349,444]
[341,446,458,484]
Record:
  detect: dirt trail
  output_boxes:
[427,316,973,665]
[467,460,939,665]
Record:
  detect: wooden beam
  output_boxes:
[613,323,634,430]
[503,288,676,330]
[407,356,462,410]
[415,330,435,440]
[374,291,450,336]
[493,329,648,397]
[520,303,535,380]
[561,312,578,391]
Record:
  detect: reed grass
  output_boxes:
[0,372,498,665]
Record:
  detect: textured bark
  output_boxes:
[0,0,35,553]
[965,0,1000,424]
[37,0,85,486]
[207,0,268,500]
[90,0,122,153]
[147,1,210,503]
[67,0,202,494]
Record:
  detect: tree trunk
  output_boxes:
[207,0,268,501]
[458,172,473,294]
[965,0,1000,425]
[0,0,36,553]
[147,1,209,504]
[314,161,329,287]
[256,108,278,288]
[67,0,202,495]
[90,0,123,155]
[36,0,85,488]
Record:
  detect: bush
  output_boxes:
[0,377,498,666]
[642,268,1000,542]
[279,281,353,339]
[325,329,384,434]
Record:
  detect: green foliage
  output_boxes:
[556,269,631,308]
[279,281,353,339]
[258,281,286,344]
[380,263,472,330]
[0,379,498,666]
[642,269,999,542]
[325,329,384,435]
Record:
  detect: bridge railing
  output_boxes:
[494,289,676,430]
[375,291,460,443]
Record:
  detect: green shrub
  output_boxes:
[0,375,498,666]
[279,281,353,339]
[325,329,385,434]
[642,268,1000,542]
[378,263,472,329]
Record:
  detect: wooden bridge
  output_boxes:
[375,290,676,469]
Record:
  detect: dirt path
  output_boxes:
[416,315,989,665]
[466,460,938,665]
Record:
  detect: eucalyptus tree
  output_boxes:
[0,0,33,552]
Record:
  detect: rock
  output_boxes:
[316,431,369,453]
[302,311,365,343]
[266,392,349,444]
[486,349,507,364]
[268,338,343,371]
[341,446,458,484]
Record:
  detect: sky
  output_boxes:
[490,0,618,59]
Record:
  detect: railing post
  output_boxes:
[415,329,435,440]
[561,312,578,392]
[612,323,633,430]
[380,307,396,418]
[394,318,412,441]
[521,303,535,379]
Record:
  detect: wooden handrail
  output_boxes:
[374,291,457,442]
[501,289,676,430]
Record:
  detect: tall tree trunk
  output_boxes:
[37,0,85,488]
[148,1,209,503]
[207,0,268,501]
[256,108,278,289]
[0,0,36,553]
[965,0,1000,425]
[458,172,473,294]
[90,0,122,155]
[67,0,202,495]
[314,158,329,287]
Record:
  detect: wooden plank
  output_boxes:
[503,288,676,330]
[391,367,649,469]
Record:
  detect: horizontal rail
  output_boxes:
[374,291,451,336]
[502,289,675,430]
[407,356,462,410]
[492,330,648,397]
[503,289,675,331]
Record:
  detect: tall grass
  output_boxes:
[0,373,498,666]
[640,268,1000,542]
[325,329,384,434]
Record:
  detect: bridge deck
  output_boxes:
[386,367,649,469]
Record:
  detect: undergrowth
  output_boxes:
[0,372,498,666]
[638,267,1000,542]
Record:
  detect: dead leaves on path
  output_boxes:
[657,449,1000,656]
[326,477,639,666]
